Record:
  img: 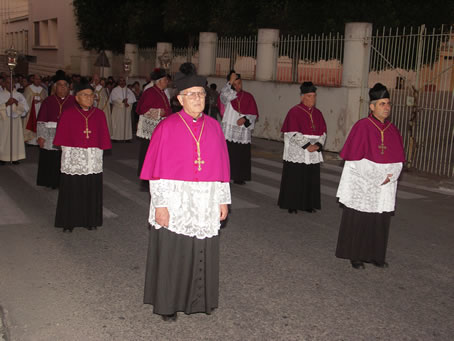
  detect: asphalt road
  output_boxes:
[0,138,453,341]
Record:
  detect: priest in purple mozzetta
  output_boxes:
[335,83,405,269]
[219,70,259,185]
[140,63,231,321]
[36,72,75,189]
[278,82,327,214]
[135,68,172,190]
[53,79,112,232]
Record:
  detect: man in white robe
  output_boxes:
[91,73,112,135]
[23,74,47,144]
[0,78,29,164]
[109,77,136,141]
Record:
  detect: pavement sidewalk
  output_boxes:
[251,136,454,193]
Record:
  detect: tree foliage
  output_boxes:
[73,0,454,52]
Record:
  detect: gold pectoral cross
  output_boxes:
[378,131,386,155]
[84,125,91,139]
[378,142,387,155]
[194,142,205,171]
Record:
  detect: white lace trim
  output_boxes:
[37,122,58,150]
[136,112,163,139]
[283,132,325,164]
[60,147,103,175]
[336,159,403,213]
[148,180,231,239]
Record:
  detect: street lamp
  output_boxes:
[122,58,132,141]
[5,47,18,164]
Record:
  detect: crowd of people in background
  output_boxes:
[0,70,221,140]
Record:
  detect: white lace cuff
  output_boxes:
[219,182,231,204]
[283,132,324,164]
[61,147,103,175]
[289,132,310,148]
[37,122,58,150]
[136,115,162,139]
[149,180,170,207]
[222,122,252,144]
[220,83,237,104]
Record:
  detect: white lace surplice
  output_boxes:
[60,146,103,175]
[136,110,163,139]
[220,83,256,144]
[283,132,326,164]
[336,159,403,213]
[149,180,231,239]
[37,122,58,150]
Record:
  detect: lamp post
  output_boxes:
[6,47,18,164]
[122,58,132,141]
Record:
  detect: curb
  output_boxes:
[0,306,9,341]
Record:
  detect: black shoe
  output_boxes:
[87,226,97,231]
[161,313,177,321]
[287,209,297,214]
[233,180,246,185]
[372,261,389,268]
[12,161,20,165]
[304,208,316,213]
[63,227,73,233]
[350,260,365,269]
[0,161,5,165]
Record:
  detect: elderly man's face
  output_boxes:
[55,80,69,98]
[301,92,316,108]
[118,78,126,87]
[92,74,100,85]
[370,98,391,122]
[177,86,206,117]
[76,89,95,109]
[4,78,12,91]
[33,75,41,86]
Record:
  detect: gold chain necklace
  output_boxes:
[177,113,205,171]
[297,105,316,131]
[367,117,391,155]
[55,95,69,118]
[235,92,243,114]
[75,106,95,139]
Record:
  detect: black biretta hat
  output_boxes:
[52,70,69,83]
[300,82,317,94]
[369,83,390,101]
[74,78,94,94]
[151,68,168,81]
[174,63,206,92]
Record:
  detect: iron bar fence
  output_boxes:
[276,32,344,86]
[215,36,257,80]
[369,25,454,177]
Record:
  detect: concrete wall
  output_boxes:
[207,77,348,152]
[28,0,81,75]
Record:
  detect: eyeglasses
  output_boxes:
[78,93,95,98]
[180,91,206,99]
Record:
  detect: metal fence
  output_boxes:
[215,36,257,80]
[170,47,199,77]
[276,33,344,86]
[369,25,454,177]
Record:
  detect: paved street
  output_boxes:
[0,138,453,341]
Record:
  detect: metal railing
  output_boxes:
[276,32,344,86]
[369,25,454,177]
[215,36,257,80]
[170,47,198,77]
